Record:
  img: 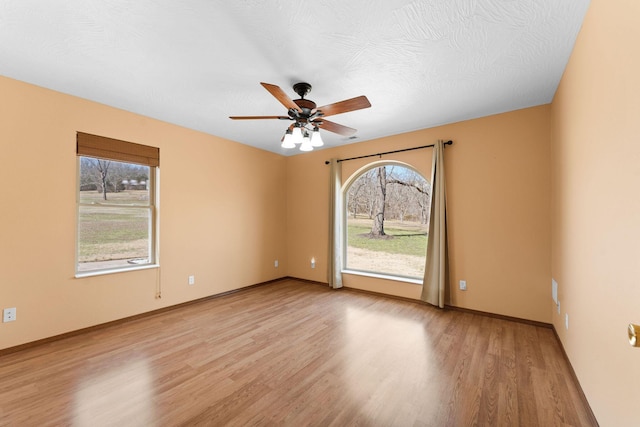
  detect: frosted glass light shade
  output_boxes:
[299,135,313,152]
[310,129,323,147]
[281,130,295,148]
[291,126,303,144]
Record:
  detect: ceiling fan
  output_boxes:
[229,82,371,151]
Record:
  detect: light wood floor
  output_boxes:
[0,279,596,426]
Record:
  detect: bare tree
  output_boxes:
[79,157,151,207]
[387,181,414,222]
[416,180,431,224]
[347,179,368,218]
[347,169,377,219]
[369,166,387,237]
[94,159,111,200]
[387,171,431,224]
[346,165,429,238]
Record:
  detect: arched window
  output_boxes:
[344,162,430,280]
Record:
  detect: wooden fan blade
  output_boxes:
[229,116,291,120]
[260,82,302,113]
[316,95,371,117]
[314,119,357,136]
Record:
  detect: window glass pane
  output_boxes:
[79,157,150,205]
[78,205,150,272]
[345,165,429,279]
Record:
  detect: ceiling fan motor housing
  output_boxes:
[291,98,317,119]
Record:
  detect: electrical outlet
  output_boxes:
[311,258,316,269]
[274,260,279,268]
[3,308,16,322]
[459,280,467,291]
[565,313,569,330]
[188,275,195,285]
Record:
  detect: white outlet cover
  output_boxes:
[459,280,467,291]
[565,313,569,329]
[188,275,195,285]
[3,308,16,322]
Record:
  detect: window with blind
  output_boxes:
[76,132,159,275]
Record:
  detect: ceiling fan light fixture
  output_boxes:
[291,125,303,144]
[310,127,324,147]
[299,133,313,152]
[281,130,295,149]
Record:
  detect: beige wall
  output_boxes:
[550,0,640,425]
[286,105,552,323]
[0,76,287,350]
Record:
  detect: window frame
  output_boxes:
[75,133,159,278]
[341,160,428,284]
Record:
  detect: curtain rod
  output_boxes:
[324,140,453,164]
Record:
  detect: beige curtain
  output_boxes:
[421,140,448,307]
[328,159,343,289]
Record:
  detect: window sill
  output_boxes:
[75,264,159,279]
[341,269,423,285]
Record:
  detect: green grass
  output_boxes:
[78,191,150,262]
[347,219,428,257]
[79,189,149,205]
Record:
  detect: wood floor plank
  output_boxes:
[0,279,596,426]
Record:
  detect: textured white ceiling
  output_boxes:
[0,0,591,155]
